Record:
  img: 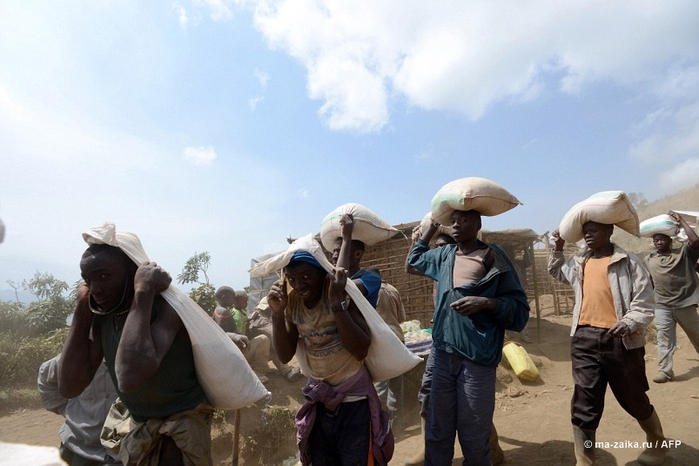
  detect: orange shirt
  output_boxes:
[579,256,617,329]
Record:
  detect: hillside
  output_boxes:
[613,183,699,254]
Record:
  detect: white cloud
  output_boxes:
[628,64,699,192]
[246,0,699,132]
[298,187,310,199]
[174,3,189,29]
[195,0,233,21]
[249,96,264,110]
[183,145,217,166]
[659,158,699,192]
[254,69,270,88]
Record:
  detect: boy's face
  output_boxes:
[218,291,235,308]
[80,248,132,312]
[234,295,248,309]
[285,262,326,308]
[450,210,481,242]
[652,234,672,253]
[582,221,613,252]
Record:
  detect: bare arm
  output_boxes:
[267,280,299,364]
[336,213,354,272]
[59,284,104,398]
[115,262,181,393]
[329,267,371,361]
[405,226,426,276]
[671,211,699,249]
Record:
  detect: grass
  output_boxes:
[0,387,43,416]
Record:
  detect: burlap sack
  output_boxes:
[558,191,640,243]
[640,214,679,238]
[430,177,521,225]
[320,203,398,251]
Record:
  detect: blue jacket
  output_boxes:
[408,239,529,366]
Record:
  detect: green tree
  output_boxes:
[21,272,73,336]
[178,252,217,315]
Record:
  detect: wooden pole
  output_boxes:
[527,244,542,344]
[232,409,241,466]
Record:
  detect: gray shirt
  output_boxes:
[37,355,121,464]
[645,243,699,308]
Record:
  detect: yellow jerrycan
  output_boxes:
[502,341,539,381]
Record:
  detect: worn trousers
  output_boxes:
[655,304,699,378]
[570,326,653,430]
[374,375,404,422]
[425,348,495,466]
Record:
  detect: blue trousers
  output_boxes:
[425,348,495,466]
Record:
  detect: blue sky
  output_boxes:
[1,0,699,296]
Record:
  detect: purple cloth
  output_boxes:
[295,365,394,465]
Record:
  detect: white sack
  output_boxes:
[558,191,640,243]
[671,210,699,223]
[639,214,679,238]
[248,234,422,383]
[320,203,398,252]
[82,222,267,410]
[430,177,521,225]
[0,442,63,466]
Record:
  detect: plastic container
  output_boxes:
[502,341,539,381]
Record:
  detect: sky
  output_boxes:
[1,0,699,298]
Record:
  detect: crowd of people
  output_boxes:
[35,195,699,466]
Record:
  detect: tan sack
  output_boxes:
[640,214,679,238]
[558,191,639,243]
[430,177,521,225]
[249,234,422,382]
[320,203,398,252]
[83,222,268,410]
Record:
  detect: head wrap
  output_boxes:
[287,250,324,271]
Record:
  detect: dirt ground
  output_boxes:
[2,297,698,465]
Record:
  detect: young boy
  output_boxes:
[643,212,699,383]
[549,222,668,466]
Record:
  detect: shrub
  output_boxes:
[0,328,67,389]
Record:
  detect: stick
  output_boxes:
[232,408,241,466]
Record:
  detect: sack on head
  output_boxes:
[430,177,521,225]
[320,203,398,252]
[558,191,639,243]
[640,214,679,238]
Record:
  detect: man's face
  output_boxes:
[582,221,613,252]
[653,234,672,253]
[80,248,132,312]
[450,210,481,242]
[285,262,326,308]
[331,238,343,265]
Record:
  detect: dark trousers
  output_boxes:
[59,444,115,466]
[570,326,653,430]
[309,398,372,466]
